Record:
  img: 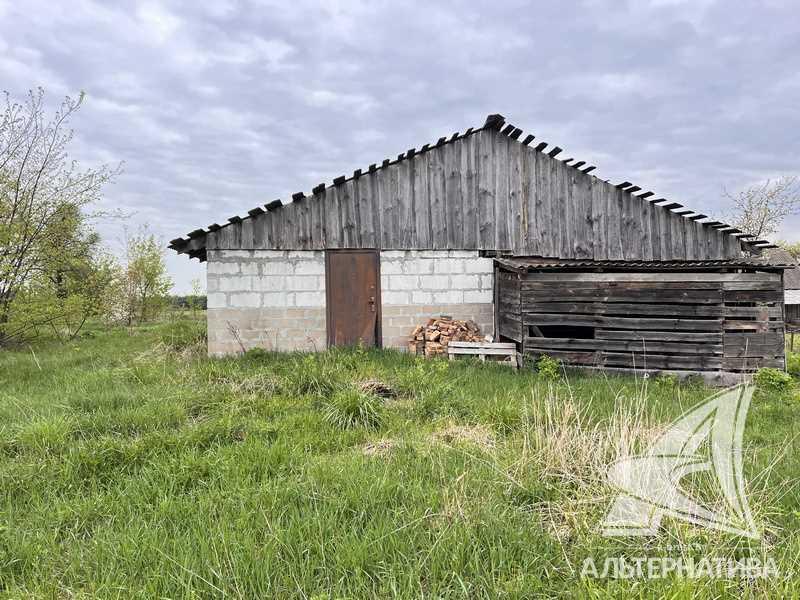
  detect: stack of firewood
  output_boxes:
[408,316,484,357]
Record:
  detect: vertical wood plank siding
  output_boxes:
[205,129,745,260]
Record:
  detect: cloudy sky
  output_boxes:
[2,0,798,292]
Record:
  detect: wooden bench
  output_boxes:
[447,341,519,369]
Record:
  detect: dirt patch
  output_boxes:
[432,424,495,451]
[362,438,397,457]
[358,379,397,399]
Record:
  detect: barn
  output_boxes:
[767,248,800,331]
[788,269,800,326]
[170,113,792,380]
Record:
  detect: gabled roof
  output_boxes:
[169,113,779,262]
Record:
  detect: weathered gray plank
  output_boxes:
[597,329,723,343]
[414,152,432,248]
[524,337,723,355]
[535,151,552,256]
[356,176,375,248]
[608,186,625,259]
[382,164,400,248]
[444,140,462,249]
[461,135,478,248]
[572,173,593,259]
[508,138,523,253]
[495,133,511,250]
[525,301,725,317]
[523,313,723,331]
[523,349,723,370]
[310,190,325,249]
[477,130,496,249]
[324,184,343,248]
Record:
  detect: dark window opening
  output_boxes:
[529,325,596,339]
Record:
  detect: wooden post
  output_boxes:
[493,262,499,342]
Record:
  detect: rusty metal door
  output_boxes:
[325,250,381,347]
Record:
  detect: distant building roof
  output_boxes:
[763,248,800,291]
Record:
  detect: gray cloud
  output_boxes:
[1,0,798,291]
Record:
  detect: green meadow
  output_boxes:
[1,317,799,598]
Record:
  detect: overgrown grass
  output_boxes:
[1,319,799,598]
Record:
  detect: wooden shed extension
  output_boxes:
[495,258,788,379]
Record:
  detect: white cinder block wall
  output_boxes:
[206,249,495,355]
[379,250,494,349]
[206,250,326,355]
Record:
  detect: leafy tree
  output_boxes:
[188,278,203,317]
[723,176,800,239]
[122,230,172,324]
[0,88,120,343]
[777,241,800,260]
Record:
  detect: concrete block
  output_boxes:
[285,275,323,291]
[229,293,261,308]
[418,250,445,258]
[261,261,293,275]
[464,258,493,273]
[448,250,478,258]
[295,260,325,275]
[480,274,494,290]
[256,250,290,259]
[433,290,464,304]
[207,293,227,309]
[381,250,407,259]
[380,260,403,274]
[252,276,284,292]
[240,262,259,275]
[222,250,253,259]
[295,291,325,307]
[450,274,480,289]
[419,274,450,289]
[404,259,434,274]
[464,289,493,303]
[260,292,288,308]
[383,290,410,304]
[389,275,419,290]
[208,262,239,275]
[411,290,433,304]
[219,276,252,292]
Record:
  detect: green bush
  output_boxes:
[282,354,344,400]
[754,367,793,392]
[158,319,207,351]
[652,373,679,390]
[535,355,561,381]
[788,353,800,378]
[321,387,384,430]
[242,347,271,361]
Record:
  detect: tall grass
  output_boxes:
[0,321,798,597]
